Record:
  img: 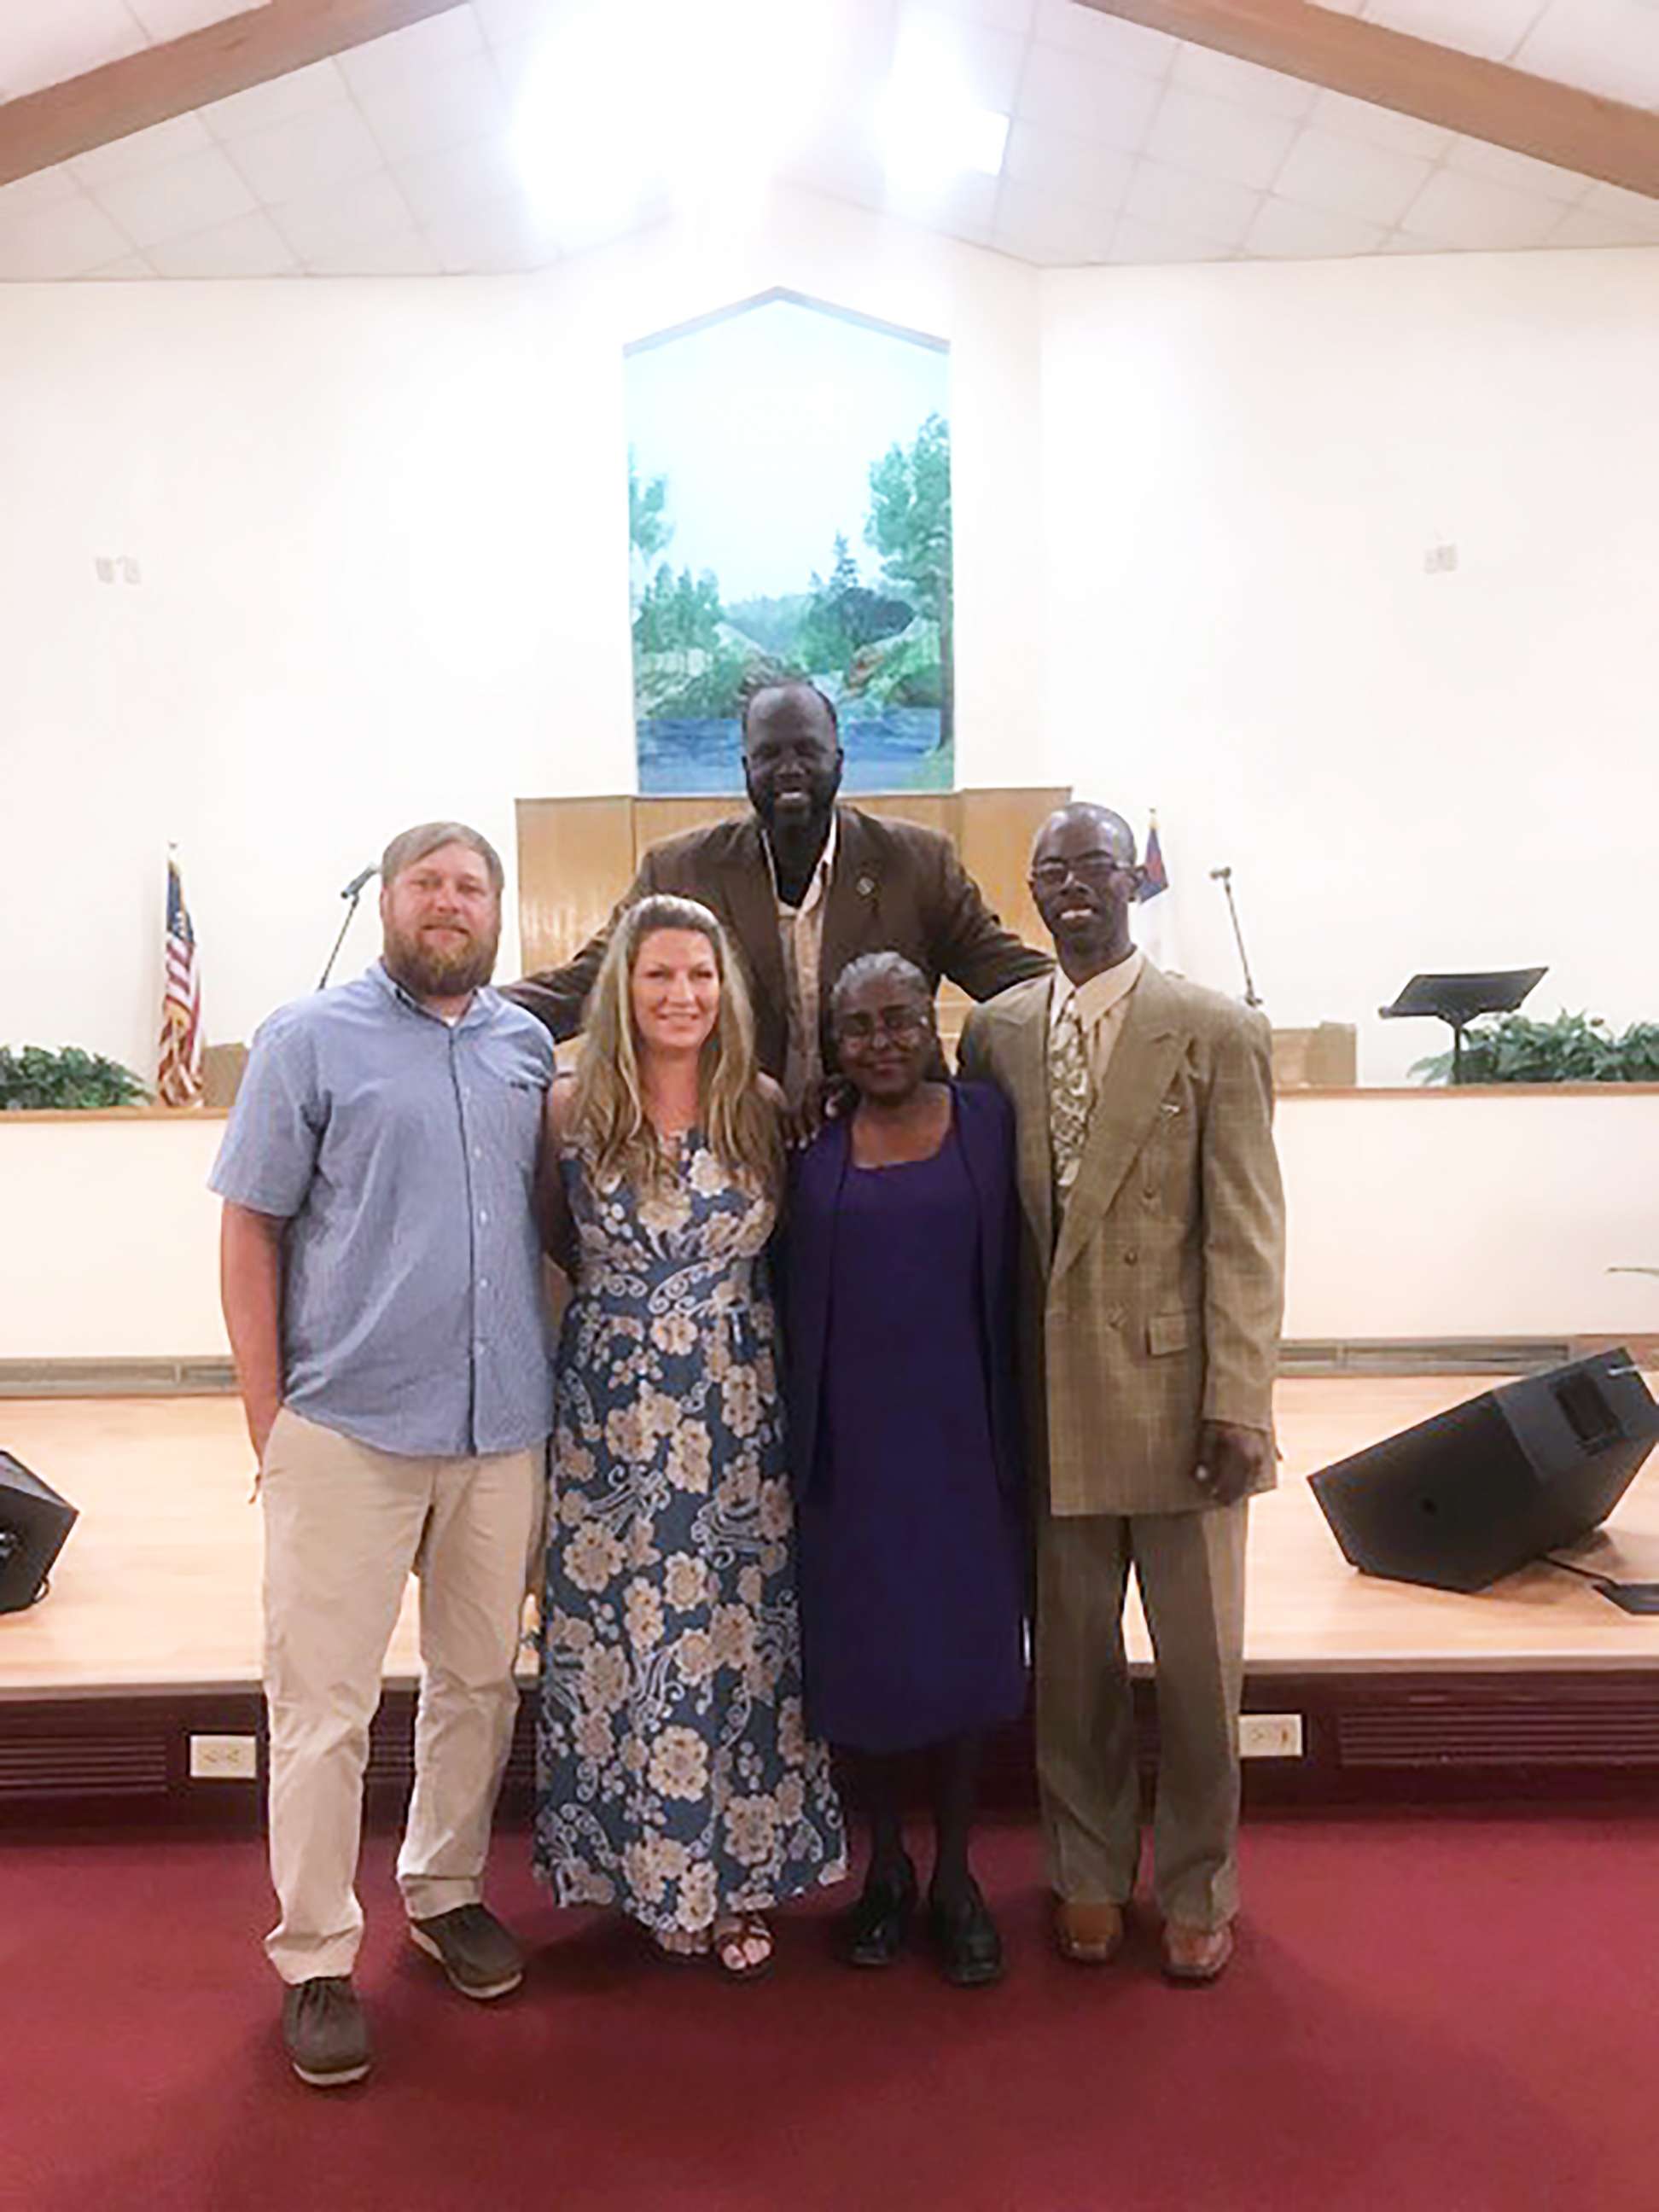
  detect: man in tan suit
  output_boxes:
[958,801,1284,1982]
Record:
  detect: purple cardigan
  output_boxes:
[778,1080,1025,1505]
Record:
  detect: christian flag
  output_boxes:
[1137,813,1179,971]
[158,853,203,1109]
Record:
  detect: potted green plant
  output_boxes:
[0,1045,149,1110]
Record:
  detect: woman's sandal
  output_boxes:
[648,1926,711,1968]
[713,1914,774,1982]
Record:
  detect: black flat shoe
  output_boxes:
[838,1858,918,1968]
[927,1881,1004,1989]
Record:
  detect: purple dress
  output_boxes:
[791,1109,1026,1755]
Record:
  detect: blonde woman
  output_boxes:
[533,895,846,1977]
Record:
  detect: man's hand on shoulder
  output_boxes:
[1192,1420,1272,1506]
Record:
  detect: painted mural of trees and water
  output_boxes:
[625,291,954,795]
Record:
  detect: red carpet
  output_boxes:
[3,1811,1653,2212]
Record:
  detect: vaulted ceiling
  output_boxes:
[1,0,1655,279]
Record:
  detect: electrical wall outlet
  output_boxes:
[189,1733,258,1781]
[1238,1712,1303,1760]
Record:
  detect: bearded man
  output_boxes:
[212,821,554,2089]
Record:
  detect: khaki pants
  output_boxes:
[1035,1499,1248,1931]
[259,1408,544,1984]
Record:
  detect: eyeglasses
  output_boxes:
[835,1007,932,1045]
[1029,852,1132,893]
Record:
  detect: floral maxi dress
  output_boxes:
[533,1132,846,1936]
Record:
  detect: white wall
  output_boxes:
[1039,248,1659,1082]
[4,1095,1655,1360]
[3,185,1044,1079]
[5,216,1656,1095]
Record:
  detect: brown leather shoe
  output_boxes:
[1161,1919,1234,1984]
[1053,1899,1125,1965]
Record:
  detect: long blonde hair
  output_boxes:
[569,894,780,1194]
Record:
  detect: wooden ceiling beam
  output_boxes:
[1081,0,1659,201]
[0,0,469,189]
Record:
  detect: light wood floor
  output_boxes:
[3,1380,1658,1698]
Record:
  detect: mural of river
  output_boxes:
[638,706,950,795]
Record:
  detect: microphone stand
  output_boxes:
[1209,866,1263,1009]
[318,867,376,991]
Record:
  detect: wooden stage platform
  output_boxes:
[3,1380,1658,1825]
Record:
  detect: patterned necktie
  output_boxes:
[1049,990,1091,1197]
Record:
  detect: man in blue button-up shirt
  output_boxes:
[212,821,555,2091]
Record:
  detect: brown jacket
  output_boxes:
[958,960,1284,1517]
[506,804,1051,1080]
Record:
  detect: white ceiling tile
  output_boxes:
[302,226,445,276]
[355,50,509,164]
[1397,166,1574,248]
[1169,43,1318,120]
[265,169,418,259]
[79,252,158,277]
[394,136,522,226]
[1307,88,1452,160]
[783,135,891,214]
[897,4,1026,109]
[992,174,1115,262]
[1123,156,1260,247]
[1361,0,1546,63]
[90,145,259,249]
[223,102,386,207]
[422,193,559,272]
[1031,0,1177,79]
[1243,195,1385,257]
[1144,85,1301,190]
[1017,40,1164,148]
[146,208,300,276]
[1444,137,1595,205]
[0,192,134,279]
[1003,119,1134,207]
[70,112,216,189]
[1577,181,1659,238]
[887,169,1000,242]
[1514,0,1659,109]
[471,0,564,45]
[0,1,145,100]
[0,166,84,219]
[1272,125,1433,225]
[1545,204,1659,248]
[337,6,486,97]
[128,0,264,33]
[200,58,352,140]
[1374,227,1449,253]
[923,0,1033,30]
[1106,212,1231,264]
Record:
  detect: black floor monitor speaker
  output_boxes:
[1309,1349,1659,1593]
[0,1450,79,1615]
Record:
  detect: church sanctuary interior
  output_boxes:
[3,2,1657,2205]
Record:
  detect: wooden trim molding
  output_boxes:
[1082,0,1659,202]
[0,0,469,189]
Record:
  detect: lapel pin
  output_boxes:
[858,875,875,898]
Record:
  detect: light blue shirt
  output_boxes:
[210,962,555,1458]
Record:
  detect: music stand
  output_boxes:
[1378,968,1547,1083]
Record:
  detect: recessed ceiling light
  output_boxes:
[876,18,1010,195]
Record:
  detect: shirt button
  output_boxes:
[1123,1249,1138,1266]
[478,1209,488,1225]
[479,1278,489,1291]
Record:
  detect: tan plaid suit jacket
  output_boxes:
[958,960,1285,1518]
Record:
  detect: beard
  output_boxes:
[382,916,499,1001]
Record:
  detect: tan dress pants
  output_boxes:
[1035,1499,1248,1932]
[259,1408,544,1984]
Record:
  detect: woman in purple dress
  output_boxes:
[784,953,1026,1987]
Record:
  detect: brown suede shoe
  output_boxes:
[1053,1899,1125,1965]
[1161,1919,1235,1984]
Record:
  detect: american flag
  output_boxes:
[158,853,203,1109]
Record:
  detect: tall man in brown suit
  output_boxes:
[507,682,1050,1097]
[958,801,1284,1982]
